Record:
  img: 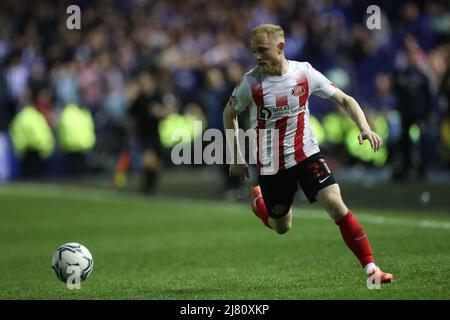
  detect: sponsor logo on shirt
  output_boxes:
[259,107,272,120]
[259,105,304,120]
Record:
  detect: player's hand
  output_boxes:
[229,163,249,182]
[358,129,383,152]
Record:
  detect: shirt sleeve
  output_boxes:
[230,76,252,113]
[307,63,337,98]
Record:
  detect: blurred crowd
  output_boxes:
[0,0,449,190]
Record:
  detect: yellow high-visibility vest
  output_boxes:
[58,104,96,152]
[310,115,325,145]
[159,113,204,148]
[344,113,389,166]
[9,106,55,158]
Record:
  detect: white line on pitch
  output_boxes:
[1,183,449,230]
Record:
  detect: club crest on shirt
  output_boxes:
[259,107,272,120]
[291,85,306,97]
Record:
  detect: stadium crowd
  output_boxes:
[0,0,449,189]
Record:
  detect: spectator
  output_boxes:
[0,0,448,183]
[128,71,175,194]
[392,35,439,180]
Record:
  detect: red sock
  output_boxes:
[253,197,271,228]
[335,211,374,267]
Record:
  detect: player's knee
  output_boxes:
[269,205,292,234]
[272,218,292,235]
[324,196,347,219]
[328,197,341,211]
[274,223,291,235]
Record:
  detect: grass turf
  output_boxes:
[0,182,449,299]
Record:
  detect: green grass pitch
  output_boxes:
[0,183,449,299]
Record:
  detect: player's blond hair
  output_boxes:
[251,24,285,41]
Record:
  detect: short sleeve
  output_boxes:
[307,63,337,98]
[230,77,252,113]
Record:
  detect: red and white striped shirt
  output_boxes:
[232,60,336,175]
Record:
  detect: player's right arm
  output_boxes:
[223,78,252,181]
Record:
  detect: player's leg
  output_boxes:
[269,209,292,234]
[251,167,297,234]
[250,185,271,227]
[317,184,393,283]
[316,183,348,220]
[251,185,293,234]
[299,153,393,283]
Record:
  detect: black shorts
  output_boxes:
[258,153,336,218]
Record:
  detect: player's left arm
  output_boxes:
[329,88,383,152]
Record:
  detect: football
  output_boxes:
[51,242,94,284]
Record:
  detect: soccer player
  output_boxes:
[223,24,393,284]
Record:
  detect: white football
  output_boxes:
[51,242,94,283]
